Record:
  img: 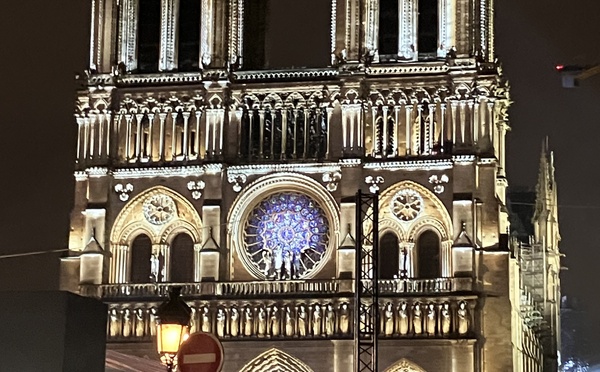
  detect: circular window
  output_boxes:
[391,188,423,222]
[143,194,176,225]
[243,192,330,280]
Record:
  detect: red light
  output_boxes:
[555,64,565,71]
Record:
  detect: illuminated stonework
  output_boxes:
[142,194,176,225]
[392,188,423,222]
[243,192,330,280]
[239,348,314,372]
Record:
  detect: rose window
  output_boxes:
[243,192,330,280]
[143,194,176,225]
[391,188,423,222]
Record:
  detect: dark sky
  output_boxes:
[1,0,599,359]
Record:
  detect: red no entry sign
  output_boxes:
[177,332,224,372]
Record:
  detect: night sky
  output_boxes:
[1,0,599,360]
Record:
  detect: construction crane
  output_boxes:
[556,64,600,88]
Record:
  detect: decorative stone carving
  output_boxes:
[325,303,336,336]
[297,304,308,337]
[270,305,281,337]
[391,188,423,222]
[412,303,422,335]
[216,307,226,337]
[243,306,254,337]
[339,303,350,334]
[285,305,296,337]
[114,183,133,201]
[142,194,176,225]
[228,173,247,192]
[365,175,385,193]
[383,302,394,336]
[458,301,469,335]
[230,306,240,337]
[440,303,451,335]
[201,306,211,333]
[428,174,449,194]
[426,303,436,336]
[398,303,409,335]
[187,180,206,200]
[257,306,267,337]
[312,304,323,336]
[322,171,342,192]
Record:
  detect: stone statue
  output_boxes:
[134,308,145,337]
[201,306,212,333]
[398,302,409,335]
[426,303,436,336]
[109,308,120,337]
[297,304,308,337]
[284,305,295,337]
[270,305,281,337]
[257,306,267,337]
[122,308,132,338]
[339,303,350,335]
[383,302,394,336]
[149,307,158,336]
[243,306,254,337]
[458,301,469,335]
[150,254,160,283]
[230,307,240,337]
[441,303,451,335]
[412,303,422,335]
[325,304,336,336]
[312,304,323,336]
[216,308,226,337]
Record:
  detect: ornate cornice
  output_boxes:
[112,164,222,179]
[227,163,341,178]
[233,68,338,81]
[364,159,453,171]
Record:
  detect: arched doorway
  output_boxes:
[379,232,400,279]
[170,233,194,282]
[130,234,152,283]
[239,348,314,372]
[416,230,440,278]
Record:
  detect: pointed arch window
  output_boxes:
[137,0,161,73]
[376,0,448,62]
[177,0,201,71]
[170,233,195,282]
[416,230,440,278]
[242,0,331,69]
[379,232,400,279]
[130,234,153,283]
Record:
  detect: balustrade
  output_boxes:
[81,277,472,299]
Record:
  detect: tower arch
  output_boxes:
[109,186,203,283]
[384,358,427,372]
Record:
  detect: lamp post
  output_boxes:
[156,286,192,372]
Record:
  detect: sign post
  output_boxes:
[177,332,224,372]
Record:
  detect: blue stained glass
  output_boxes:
[243,192,330,280]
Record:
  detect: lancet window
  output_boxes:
[130,234,153,283]
[240,106,328,161]
[241,0,331,69]
[118,0,202,72]
[379,232,400,279]
[170,233,195,283]
[416,230,441,278]
[375,0,450,62]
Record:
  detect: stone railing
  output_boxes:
[81,277,473,300]
[105,296,477,343]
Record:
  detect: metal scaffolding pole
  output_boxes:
[354,190,379,372]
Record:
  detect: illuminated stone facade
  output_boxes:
[59,0,560,370]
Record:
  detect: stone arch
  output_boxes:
[111,186,203,246]
[384,358,427,372]
[109,186,203,283]
[239,348,314,372]
[379,180,452,242]
[228,172,340,280]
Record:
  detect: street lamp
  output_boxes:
[156,286,192,372]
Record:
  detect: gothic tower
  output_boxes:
[58,0,556,370]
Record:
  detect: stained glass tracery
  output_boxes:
[243,192,330,280]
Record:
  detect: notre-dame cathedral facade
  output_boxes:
[59,0,562,371]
